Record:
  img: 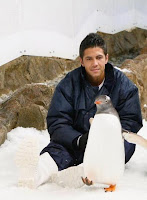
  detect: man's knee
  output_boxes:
[40,142,75,171]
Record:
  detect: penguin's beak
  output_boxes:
[95,100,102,104]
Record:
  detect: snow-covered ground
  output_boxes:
[0,120,147,200]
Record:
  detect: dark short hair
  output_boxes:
[79,33,107,58]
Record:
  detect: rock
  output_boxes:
[120,54,147,120]
[140,39,147,54]
[98,28,147,65]
[0,55,80,145]
[17,104,46,130]
[0,125,7,145]
[0,56,80,96]
[0,83,56,145]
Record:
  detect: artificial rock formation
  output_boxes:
[0,56,80,96]
[0,84,55,145]
[120,54,147,120]
[98,28,147,65]
[0,56,80,145]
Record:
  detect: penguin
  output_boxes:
[82,95,125,192]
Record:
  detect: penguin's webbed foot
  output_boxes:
[81,177,93,186]
[104,184,116,192]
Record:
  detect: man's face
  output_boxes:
[80,47,108,86]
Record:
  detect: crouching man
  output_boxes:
[15,33,142,189]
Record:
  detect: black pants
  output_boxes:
[40,141,84,171]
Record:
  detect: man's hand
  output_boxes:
[75,118,94,151]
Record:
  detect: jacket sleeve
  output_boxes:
[46,77,82,151]
[118,76,143,163]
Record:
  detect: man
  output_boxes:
[16,33,142,188]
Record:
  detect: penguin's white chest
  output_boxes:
[83,114,125,185]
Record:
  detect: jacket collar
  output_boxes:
[103,63,115,94]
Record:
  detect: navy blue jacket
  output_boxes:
[47,63,143,163]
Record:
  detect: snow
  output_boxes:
[0,121,147,200]
[114,66,132,73]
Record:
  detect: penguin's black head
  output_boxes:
[94,95,119,117]
[94,95,111,105]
